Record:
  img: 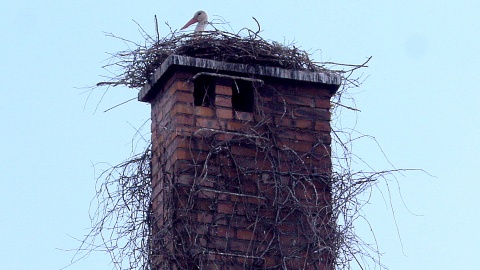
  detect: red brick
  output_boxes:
[162,79,193,92]
[171,102,193,115]
[216,84,232,95]
[197,189,217,199]
[153,106,163,121]
[195,224,209,235]
[247,196,264,204]
[176,90,194,103]
[233,156,270,171]
[315,121,331,132]
[317,132,332,144]
[174,80,193,91]
[176,195,189,209]
[174,114,195,126]
[217,202,234,214]
[304,157,332,172]
[282,95,314,107]
[207,237,228,249]
[239,182,257,194]
[279,235,302,247]
[285,257,308,269]
[315,98,331,109]
[283,84,331,97]
[194,199,214,212]
[194,106,214,117]
[229,216,252,228]
[162,83,177,101]
[264,256,278,268]
[212,226,236,238]
[213,214,229,225]
[294,184,322,201]
[175,138,204,151]
[274,116,293,127]
[233,204,247,215]
[229,240,250,252]
[256,208,276,219]
[231,144,256,157]
[280,140,313,153]
[172,136,188,150]
[195,117,221,129]
[177,174,194,185]
[277,130,296,140]
[236,229,255,240]
[162,94,176,112]
[294,107,330,121]
[214,133,235,141]
[234,111,253,121]
[172,148,191,161]
[259,101,288,115]
[215,96,232,107]
[217,192,229,201]
[216,107,233,119]
[197,176,216,188]
[294,119,313,129]
[276,223,297,234]
[227,120,250,131]
[312,144,331,157]
[172,160,196,174]
[295,131,318,142]
[196,212,213,223]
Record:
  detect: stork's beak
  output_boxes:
[181,17,198,30]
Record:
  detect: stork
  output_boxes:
[181,10,208,32]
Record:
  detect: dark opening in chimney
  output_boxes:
[194,76,216,107]
[232,79,254,112]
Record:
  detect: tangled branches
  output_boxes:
[96,26,350,89]
[75,17,410,270]
[74,147,152,269]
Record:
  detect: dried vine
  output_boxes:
[71,17,411,270]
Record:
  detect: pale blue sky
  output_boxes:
[1,1,479,269]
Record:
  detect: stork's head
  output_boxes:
[181,10,208,32]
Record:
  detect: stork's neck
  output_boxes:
[195,20,208,32]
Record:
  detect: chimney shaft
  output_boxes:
[142,55,340,270]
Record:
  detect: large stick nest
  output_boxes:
[98,29,335,89]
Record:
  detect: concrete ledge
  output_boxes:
[139,55,342,102]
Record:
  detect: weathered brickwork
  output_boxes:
[147,63,338,270]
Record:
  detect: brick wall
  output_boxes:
[147,65,337,269]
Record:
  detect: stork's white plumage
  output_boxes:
[181,10,208,32]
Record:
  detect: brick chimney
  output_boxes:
[139,55,341,270]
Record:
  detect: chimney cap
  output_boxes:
[139,55,342,102]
